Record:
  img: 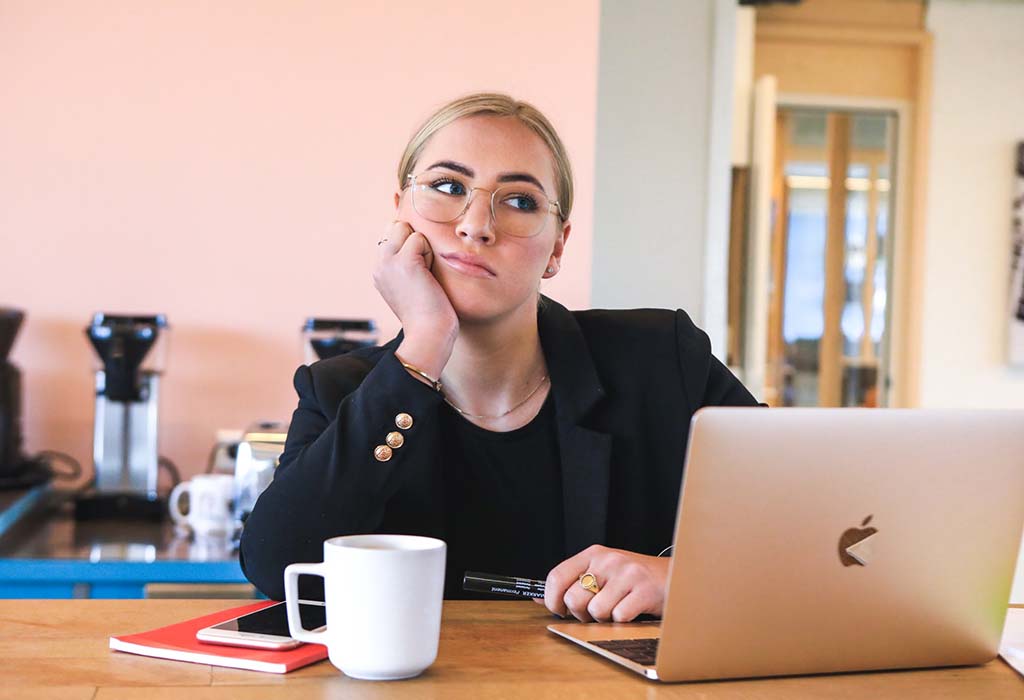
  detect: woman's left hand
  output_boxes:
[537,545,671,622]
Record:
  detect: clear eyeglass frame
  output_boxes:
[404,171,564,239]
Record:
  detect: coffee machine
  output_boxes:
[229,319,376,524]
[0,308,50,490]
[75,313,169,520]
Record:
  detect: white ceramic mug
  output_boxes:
[168,474,236,537]
[284,534,446,680]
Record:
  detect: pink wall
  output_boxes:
[0,1,599,485]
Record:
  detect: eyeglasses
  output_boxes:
[404,170,563,239]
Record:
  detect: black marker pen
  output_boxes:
[463,571,546,599]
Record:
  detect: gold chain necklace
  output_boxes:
[442,375,550,420]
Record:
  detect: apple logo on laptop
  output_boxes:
[838,515,878,566]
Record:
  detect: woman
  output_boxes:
[240,93,759,623]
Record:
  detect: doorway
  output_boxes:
[766,107,898,407]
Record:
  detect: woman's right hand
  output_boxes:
[372,221,458,379]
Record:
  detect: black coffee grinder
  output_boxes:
[0,308,50,490]
[75,313,169,520]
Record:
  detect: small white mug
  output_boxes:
[168,474,236,537]
[284,534,446,680]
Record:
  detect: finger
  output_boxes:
[610,589,654,623]
[544,547,599,616]
[377,220,413,257]
[586,576,632,623]
[563,584,595,623]
[532,596,561,616]
[398,231,435,271]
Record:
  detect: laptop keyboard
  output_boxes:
[591,638,659,666]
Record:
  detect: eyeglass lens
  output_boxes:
[410,171,552,238]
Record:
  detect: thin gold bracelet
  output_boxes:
[396,356,443,392]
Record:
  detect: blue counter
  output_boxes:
[0,487,249,598]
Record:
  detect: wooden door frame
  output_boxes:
[754,21,932,408]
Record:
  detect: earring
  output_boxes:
[546,267,554,274]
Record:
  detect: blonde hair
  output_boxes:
[397,93,574,221]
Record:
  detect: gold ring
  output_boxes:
[579,572,601,594]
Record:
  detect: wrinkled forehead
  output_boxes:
[416,116,559,194]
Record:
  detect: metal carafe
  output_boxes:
[233,421,288,525]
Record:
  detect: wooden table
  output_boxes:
[2,599,1021,699]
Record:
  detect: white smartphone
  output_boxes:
[196,600,326,650]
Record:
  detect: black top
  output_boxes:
[239,297,761,601]
[441,394,564,599]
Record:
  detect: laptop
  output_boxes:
[548,408,1024,681]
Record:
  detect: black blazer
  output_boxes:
[240,297,759,600]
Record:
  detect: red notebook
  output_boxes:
[109,601,328,674]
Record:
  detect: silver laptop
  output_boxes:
[548,408,1024,681]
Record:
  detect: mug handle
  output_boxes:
[284,562,328,645]
[168,481,190,527]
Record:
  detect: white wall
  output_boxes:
[591,0,736,355]
[923,0,1024,601]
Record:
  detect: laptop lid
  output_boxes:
[656,408,1024,682]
